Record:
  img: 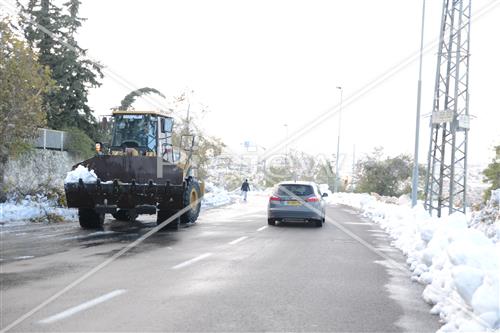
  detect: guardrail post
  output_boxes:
[43,129,47,150]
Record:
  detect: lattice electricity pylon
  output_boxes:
[424,0,471,217]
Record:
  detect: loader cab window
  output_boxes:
[112,115,157,154]
[159,117,176,162]
[161,117,173,133]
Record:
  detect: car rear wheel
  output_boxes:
[315,219,323,228]
[267,218,275,226]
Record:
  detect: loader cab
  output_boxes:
[109,110,175,159]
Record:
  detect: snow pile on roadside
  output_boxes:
[329,192,500,332]
[202,183,271,209]
[64,165,97,184]
[0,195,77,224]
[201,182,238,208]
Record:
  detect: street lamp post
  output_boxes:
[412,0,426,207]
[284,123,289,160]
[334,86,343,193]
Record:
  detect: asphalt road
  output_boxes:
[0,196,440,332]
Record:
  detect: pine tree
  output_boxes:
[119,87,166,111]
[18,0,103,138]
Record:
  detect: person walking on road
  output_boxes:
[241,179,250,201]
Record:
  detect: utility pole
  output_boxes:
[334,86,343,193]
[412,0,426,207]
[186,103,191,132]
[351,144,356,192]
[424,0,471,217]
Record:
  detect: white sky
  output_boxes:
[74,0,499,167]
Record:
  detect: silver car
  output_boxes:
[267,181,328,228]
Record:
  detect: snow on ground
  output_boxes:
[329,191,500,332]
[0,195,77,225]
[201,182,239,209]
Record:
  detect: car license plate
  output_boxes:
[285,201,301,206]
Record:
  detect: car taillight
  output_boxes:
[270,196,281,202]
[306,197,319,202]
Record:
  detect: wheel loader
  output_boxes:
[64,109,204,230]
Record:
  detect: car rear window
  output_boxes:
[277,184,314,197]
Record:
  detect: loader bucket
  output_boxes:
[78,155,184,185]
[64,156,186,212]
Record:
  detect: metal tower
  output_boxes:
[424,0,471,217]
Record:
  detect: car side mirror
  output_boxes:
[322,193,329,198]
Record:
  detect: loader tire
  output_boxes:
[79,208,104,229]
[157,210,180,231]
[180,180,201,224]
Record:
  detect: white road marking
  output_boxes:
[38,289,126,324]
[343,222,373,226]
[228,236,248,245]
[14,256,35,260]
[172,253,212,270]
[257,226,268,232]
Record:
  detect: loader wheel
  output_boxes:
[157,210,180,231]
[180,180,201,224]
[79,208,104,229]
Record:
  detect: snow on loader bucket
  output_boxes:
[64,109,203,230]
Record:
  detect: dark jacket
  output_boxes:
[241,181,250,192]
